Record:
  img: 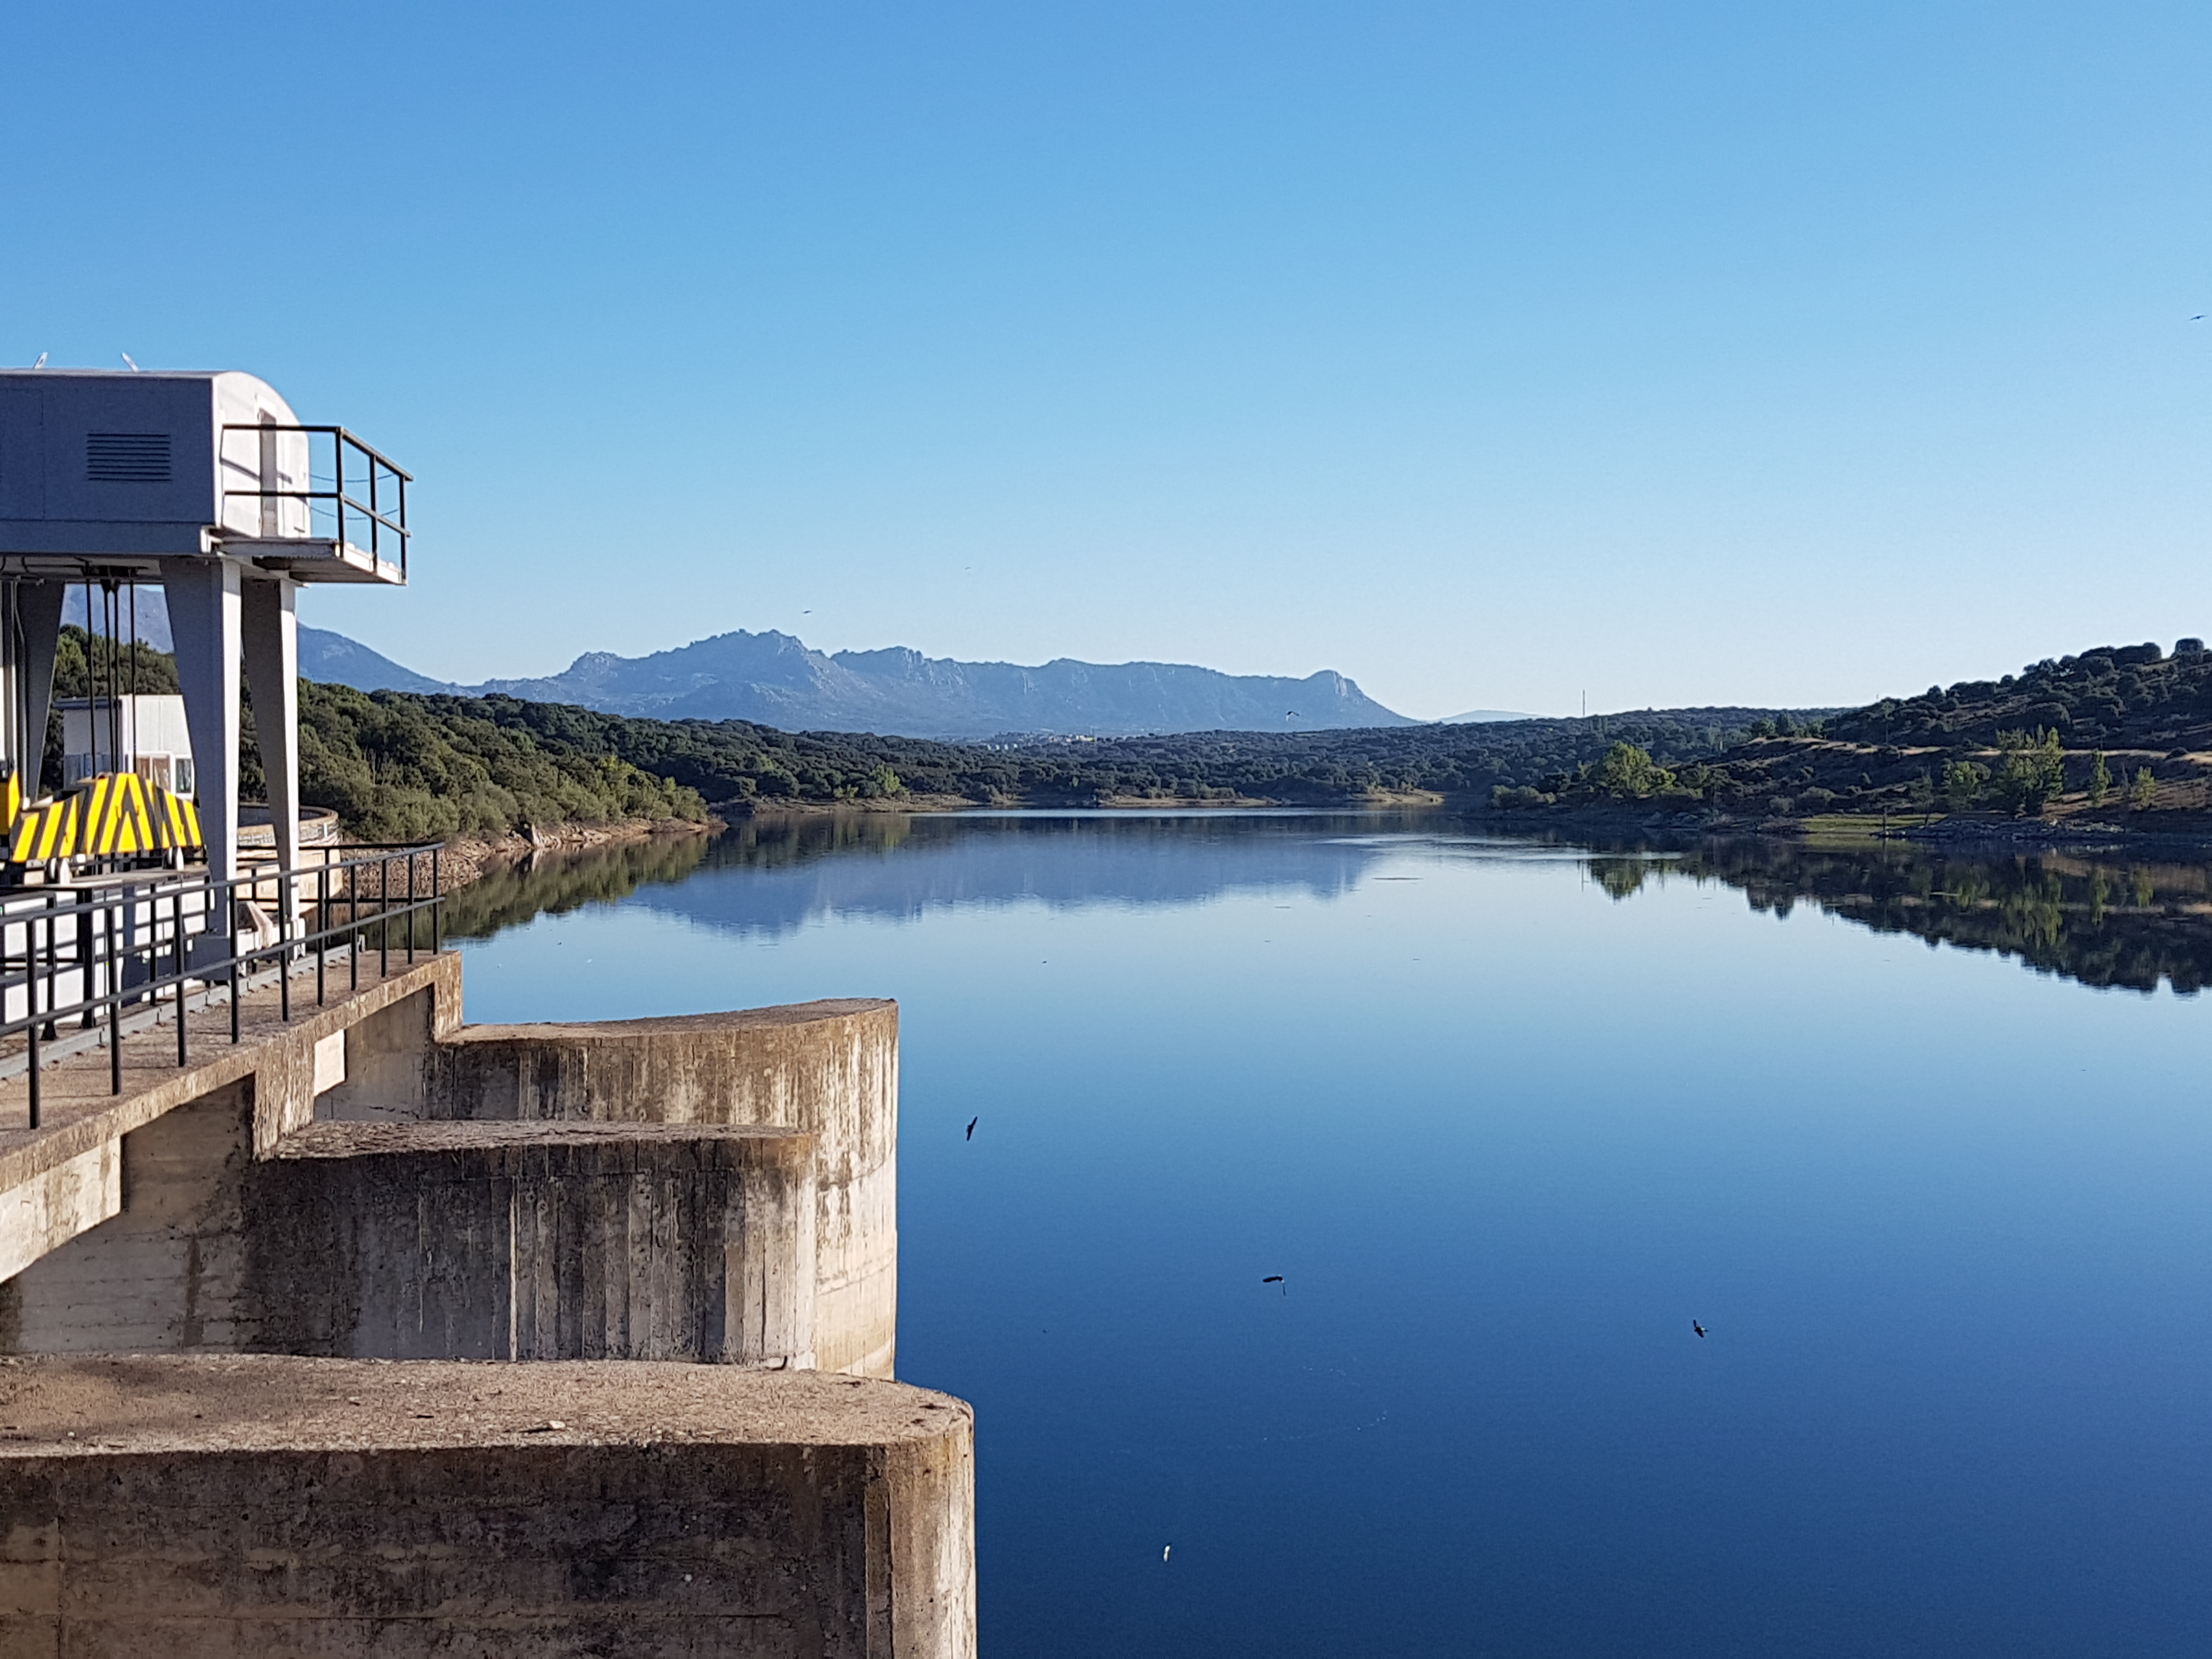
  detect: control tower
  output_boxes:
[0,368,408,883]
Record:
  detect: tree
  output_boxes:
[1590,742,1677,798]
[2130,766,2158,810]
[1990,727,2066,815]
[2087,749,2111,808]
[1943,759,1990,811]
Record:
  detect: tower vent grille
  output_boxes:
[86,432,171,483]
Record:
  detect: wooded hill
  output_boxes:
[84,619,2212,837]
[43,628,708,843]
[417,696,1799,811]
[1526,639,2212,822]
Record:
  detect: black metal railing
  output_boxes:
[0,844,444,1129]
[219,424,410,578]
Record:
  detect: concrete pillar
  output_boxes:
[163,560,242,883]
[7,579,65,794]
[240,575,299,916]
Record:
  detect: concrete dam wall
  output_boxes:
[246,1120,821,1366]
[0,1355,974,1658]
[2,956,900,1380]
[0,947,967,1655]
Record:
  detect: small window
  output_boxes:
[86,432,172,483]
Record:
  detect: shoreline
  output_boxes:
[436,816,716,890]
[723,786,1448,817]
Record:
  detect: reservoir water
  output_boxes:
[453,812,2212,1657]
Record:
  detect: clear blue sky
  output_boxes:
[4,3,2208,719]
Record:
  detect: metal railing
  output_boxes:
[220,424,411,579]
[0,844,445,1129]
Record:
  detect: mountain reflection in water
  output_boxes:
[445,810,1429,943]
[450,815,2212,998]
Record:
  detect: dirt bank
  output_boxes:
[437,816,716,890]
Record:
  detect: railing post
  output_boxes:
[173,890,188,1068]
[432,846,442,953]
[26,1017,38,1132]
[405,852,416,963]
[40,898,55,1041]
[348,860,359,992]
[105,905,121,1094]
[380,856,389,979]
[229,878,241,1045]
[316,863,328,1005]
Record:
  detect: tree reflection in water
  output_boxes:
[1585,839,2212,994]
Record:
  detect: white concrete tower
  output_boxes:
[0,368,409,890]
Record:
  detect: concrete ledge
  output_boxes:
[246,1121,820,1365]
[0,952,457,1197]
[419,1000,899,1379]
[0,1353,975,1658]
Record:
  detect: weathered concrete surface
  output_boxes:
[0,1083,253,1355]
[0,964,898,1384]
[0,956,458,1355]
[244,1120,820,1365]
[0,1147,116,1289]
[0,1353,975,1658]
[417,1002,899,1379]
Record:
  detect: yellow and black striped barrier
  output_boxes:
[7,771,204,865]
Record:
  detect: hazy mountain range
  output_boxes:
[70,588,1482,738]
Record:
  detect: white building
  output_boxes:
[55,695,194,794]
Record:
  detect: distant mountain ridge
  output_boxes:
[74,591,1412,739]
[299,627,454,695]
[464,629,1413,740]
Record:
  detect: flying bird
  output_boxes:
[119,352,139,371]
[1163,1544,1171,1563]
[1692,1321,1707,1338]
[1261,1276,1284,1284]
[965,1116,978,1141]
[30,353,46,369]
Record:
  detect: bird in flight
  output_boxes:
[1262,1275,1285,1295]
[1692,1321,1707,1338]
[1163,1544,1172,1563]
[965,1116,978,1141]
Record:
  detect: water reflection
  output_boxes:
[1583,839,2212,995]
[450,811,1441,943]
[449,815,2212,996]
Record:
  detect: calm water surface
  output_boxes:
[454,813,2212,1657]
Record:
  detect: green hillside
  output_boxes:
[1524,639,2212,822]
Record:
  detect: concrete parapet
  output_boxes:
[411,1001,900,1379]
[243,1120,819,1365]
[0,967,898,1383]
[0,1353,975,1658]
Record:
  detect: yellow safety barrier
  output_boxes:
[10,793,80,864]
[7,772,204,865]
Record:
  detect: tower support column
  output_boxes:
[4,580,66,794]
[241,576,300,918]
[165,561,242,884]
